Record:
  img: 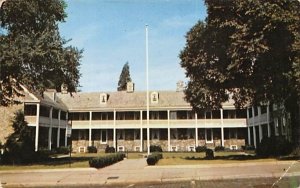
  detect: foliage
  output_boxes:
[242,145,255,151]
[214,146,225,152]
[195,146,207,152]
[256,136,293,157]
[205,149,214,159]
[150,145,163,153]
[180,0,300,110]
[0,0,82,106]
[105,146,115,153]
[117,62,132,91]
[2,110,35,164]
[146,153,163,165]
[55,146,70,154]
[89,153,125,168]
[87,146,97,153]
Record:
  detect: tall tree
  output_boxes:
[0,0,82,106]
[117,62,132,91]
[180,0,300,143]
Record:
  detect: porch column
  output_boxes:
[253,126,257,148]
[267,105,271,137]
[65,113,68,147]
[195,112,198,147]
[113,109,116,149]
[258,107,263,142]
[140,110,143,152]
[247,108,251,145]
[220,109,224,147]
[57,110,61,148]
[89,111,92,146]
[48,107,53,150]
[35,103,40,151]
[167,110,170,151]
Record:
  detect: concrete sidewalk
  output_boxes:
[0,159,300,187]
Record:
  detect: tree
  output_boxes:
[3,110,35,164]
[0,0,82,106]
[117,62,132,91]
[180,0,300,143]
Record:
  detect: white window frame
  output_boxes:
[187,146,195,152]
[100,129,107,144]
[205,129,213,143]
[117,146,125,152]
[134,146,141,152]
[171,146,178,152]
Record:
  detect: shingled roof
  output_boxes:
[56,91,191,111]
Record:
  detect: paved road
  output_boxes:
[0,159,300,187]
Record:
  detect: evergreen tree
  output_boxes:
[117,62,132,91]
[0,0,82,106]
[3,110,35,164]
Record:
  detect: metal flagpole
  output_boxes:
[146,25,150,155]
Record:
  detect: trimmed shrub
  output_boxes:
[150,145,162,152]
[89,153,125,168]
[105,146,115,153]
[195,146,207,152]
[256,136,293,157]
[146,153,163,165]
[205,149,214,159]
[55,146,70,154]
[214,146,225,152]
[242,145,255,151]
[87,146,97,153]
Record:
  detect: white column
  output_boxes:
[253,126,257,148]
[195,112,198,147]
[247,108,251,145]
[48,107,53,150]
[89,111,92,146]
[57,110,61,148]
[140,110,143,152]
[258,107,263,142]
[267,105,271,137]
[167,110,170,151]
[35,103,40,151]
[220,109,224,147]
[113,110,116,149]
[65,112,68,147]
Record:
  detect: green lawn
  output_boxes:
[0,151,289,170]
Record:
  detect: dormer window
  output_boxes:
[151,92,159,104]
[100,93,108,105]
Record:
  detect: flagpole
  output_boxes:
[146,24,150,155]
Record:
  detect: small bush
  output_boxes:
[89,153,125,168]
[150,145,162,152]
[214,146,225,152]
[256,136,293,157]
[205,148,214,159]
[87,146,97,153]
[242,145,255,151]
[105,146,115,153]
[195,146,207,152]
[146,153,163,165]
[55,146,70,154]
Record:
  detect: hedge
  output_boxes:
[105,146,115,153]
[150,145,163,152]
[87,146,97,153]
[146,153,163,165]
[214,146,225,152]
[195,146,207,152]
[256,136,293,157]
[205,148,214,159]
[89,153,125,168]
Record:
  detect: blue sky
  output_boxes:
[59,0,206,92]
